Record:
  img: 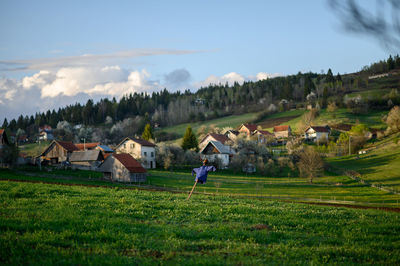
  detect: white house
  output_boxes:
[304,126,330,142]
[115,137,156,169]
[199,133,231,150]
[200,140,235,169]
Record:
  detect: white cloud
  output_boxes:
[0,66,283,122]
[195,71,282,87]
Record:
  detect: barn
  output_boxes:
[41,140,79,164]
[69,150,104,170]
[98,153,147,183]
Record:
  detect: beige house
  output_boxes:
[273,125,292,138]
[115,137,156,169]
[238,124,258,136]
[252,130,274,144]
[199,133,231,150]
[98,153,146,183]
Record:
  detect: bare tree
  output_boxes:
[297,146,324,183]
[329,0,400,49]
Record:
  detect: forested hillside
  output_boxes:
[2,55,400,144]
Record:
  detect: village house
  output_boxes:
[199,133,231,150]
[75,142,100,151]
[273,125,292,138]
[69,150,104,170]
[39,125,54,141]
[115,137,156,169]
[224,129,239,141]
[252,129,274,144]
[98,153,147,183]
[304,126,331,143]
[238,124,258,136]
[200,140,235,169]
[40,140,79,164]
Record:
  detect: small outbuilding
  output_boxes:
[69,150,104,170]
[41,140,79,164]
[98,153,147,183]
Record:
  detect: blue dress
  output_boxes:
[192,165,216,184]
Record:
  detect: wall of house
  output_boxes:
[199,135,215,149]
[99,156,147,182]
[141,146,156,169]
[45,143,68,162]
[116,140,156,169]
[116,139,141,158]
[274,131,289,138]
[202,153,229,168]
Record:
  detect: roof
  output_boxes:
[240,124,258,132]
[97,145,114,152]
[225,130,239,136]
[70,150,103,162]
[117,137,156,148]
[56,141,79,152]
[254,130,273,136]
[75,142,100,150]
[113,153,146,173]
[0,129,4,134]
[201,133,230,144]
[200,140,235,154]
[306,126,330,133]
[273,125,290,132]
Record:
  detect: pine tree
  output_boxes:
[2,118,8,129]
[181,126,198,151]
[141,123,154,141]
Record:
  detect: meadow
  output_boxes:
[1,180,399,265]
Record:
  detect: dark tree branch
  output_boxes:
[329,0,400,50]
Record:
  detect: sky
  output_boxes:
[0,0,393,122]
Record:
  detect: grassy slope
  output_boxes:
[19,141,50,157]
[1,181,399,265]
[327,133,400,192]
[160,112,260,136]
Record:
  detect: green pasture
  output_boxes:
[327,134,400,193]
[19,141,50,157]
[1,181,399,265]
[148,169,400,206]
[160,112,260,136]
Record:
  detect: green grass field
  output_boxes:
[327,134,400,193]
[1,180,399,265]
[161,112,261,136]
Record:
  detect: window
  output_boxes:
[144,152,147,157]
[151,152,154,157]
[130,143,134,149]
[123,143,126,149]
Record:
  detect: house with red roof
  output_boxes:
[199,133,231,149]
[238,124,258,136]
[40,140,79,164]
[115,137,156,169]
[252,129,274,144]
[75,142,100,151]
[304,126,330,143]
[98,153,147,182]
[273,125,292,138]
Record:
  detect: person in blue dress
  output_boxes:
[187,159,216,199]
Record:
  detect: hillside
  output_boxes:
[327,133,400,193]
[1,180,399,265]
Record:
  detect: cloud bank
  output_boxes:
[0,66,281,121]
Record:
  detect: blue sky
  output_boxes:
[0,0,393,121]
